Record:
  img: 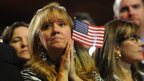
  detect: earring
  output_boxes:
[116,53,122,59]
[115,48,122,59]
[39,46,47,61]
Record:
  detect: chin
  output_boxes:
[51,44,66,49]
[19,54,30,60]
[131,20,140,25]
[19,56,30,61]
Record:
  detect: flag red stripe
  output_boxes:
[73,30,103,41]
[73,33,103,43]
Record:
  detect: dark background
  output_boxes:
[0,0,114,35]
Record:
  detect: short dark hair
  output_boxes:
[2,22,28,44]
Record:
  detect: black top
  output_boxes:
[0,43,22,81]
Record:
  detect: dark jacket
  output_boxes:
[0,43,22,81]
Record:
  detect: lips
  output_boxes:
[51,37,63,41]
[20,50,29,54]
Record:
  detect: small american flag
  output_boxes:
[72,19,105,48]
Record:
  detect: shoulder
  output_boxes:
[21,67,43,81]
[0,43,22,81]
[0,43,18,63]
[0,61,22,81]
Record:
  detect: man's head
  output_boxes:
[113,0,144,35]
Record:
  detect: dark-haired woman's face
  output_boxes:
[10,26,30,60]
[119,33,144,64]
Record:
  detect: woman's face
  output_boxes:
[39,18,72,51]
[119,33,144,64]
[10,26,30,60]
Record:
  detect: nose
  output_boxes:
[52,23,60,35]
[128,7,136,17]
[21,38,28,48]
